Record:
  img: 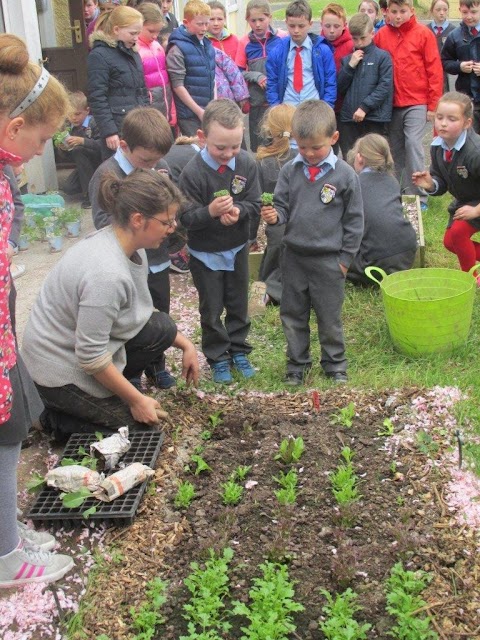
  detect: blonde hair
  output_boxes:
[68,91,88,112]
[321,2,347,21]
[245,0,272,19]
[183,0,211,20]
[438,91,473,119]
[349,133,394,174]
[94,6,143,36]
[0,34,68,128]
[137,1,164,25]
[257,104,296,161]
[202,99,243,135]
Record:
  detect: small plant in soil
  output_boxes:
[330,447,361,510]
[330,532,359,590]
[378,417,395,437]
[221,478,244,505]
[208,410,224,429]
[416,430,439,457]
[231,560,304,640]
[200,429,213,441]
[385,562,438,640]
[234,465,252,481]
[319,587,371,640]
[261,192,274,206]
[129,577,167,640]
[213,190,229,199]
[273,469,298,505]
[180,547,233,640]
[190,454,212,475]
[175,480,196,509]
[330,402,356,428]
[274,436,304,464]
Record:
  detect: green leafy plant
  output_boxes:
[213,189,229,198]
[234,465,252,481]
[130,577,167,640]
[232,560,304,639]
[201,429,213,441]
[221,479,244,505]
[208,410,224,429]
[261,192,274,206]
[26,471,46,492]
[275,436,304,464]
[416,430,439,457]
[61,487,92,509]
[330,402,356,428]
[273,469,298,505]
[180,547,234,640]
[52,206,81,225]
[175,480,196,509]
[190,454,212,475]
[385,562,438,639]
[330,447,361,506]
[319,588,371,639]
[378,418,395,437]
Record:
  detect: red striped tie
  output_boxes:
[293,46,304,93]
[308,166,321,181]
[436,26,443,34]
[445,149,453,163]
[471,27,478,36]
[217,165,227,173]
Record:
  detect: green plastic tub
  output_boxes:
[365,266,478,356]
[21,193,65,218]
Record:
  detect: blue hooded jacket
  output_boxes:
[266,34,337,107]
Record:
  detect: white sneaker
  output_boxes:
[18,521,56,551]
[0,541,74,588]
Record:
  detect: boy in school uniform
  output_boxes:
[166,0,215,136]
[159,0,179,41]
[179,99,261,384]
[261,100,364,386]
[266,0,337,108]
[337,12,393,156]
[374,0,443,206]
[89,107,177,389]
[59,91,102,209]
[441,0,480,132]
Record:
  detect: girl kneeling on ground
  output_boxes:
[22,169,199,441]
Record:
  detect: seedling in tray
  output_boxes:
[261,192,274,206]
[275,436,304,464]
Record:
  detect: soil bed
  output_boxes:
[75,387,480,639]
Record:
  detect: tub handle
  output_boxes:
[468,263,480,278]
[364,266,388,286]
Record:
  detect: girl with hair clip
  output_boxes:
[257,104,296,304]
[0,34,74,587]
[348,133,417,285]
[87,5,149,159]
[22,170,199,442]
[137,2,176,132]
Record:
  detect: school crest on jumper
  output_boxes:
[457,166,468,179]
[320,183,336,204]
[231,175,247,194]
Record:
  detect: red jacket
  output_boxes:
[321,28,353,113]
[206,31,239,61]
[374,16,443,112]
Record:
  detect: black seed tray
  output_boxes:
[27,431,164,528]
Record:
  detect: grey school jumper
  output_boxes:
[274,158,364,375]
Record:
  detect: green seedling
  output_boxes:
[273,469,298,505]
[200,429,213,441]
[416,430,439,457]
[221,479,244,505]
[275,436,304,464]
[330,447,361,506]
[213,189,229,198]
[130,577,167,640]
[261,192,274,206]
[235,465,252,481]
[330,402,356,428]
[232,560,304,639]
[385,562,438,639]
[27,471,46,492]
[190,454,212,475]
[208,410,224,429]
[61,487,92,509]
[181,548,233,640]
[319,588,371,640]
[193,444,205,455]
[174,480,196,509]
[378,418,395,437]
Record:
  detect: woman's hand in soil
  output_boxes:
[412,170,434,191]
[105,134,120,150]
[209,195,234,218]
[129,394,162,426]
[261,205,278,225]
[220,208,239,226]
[453,204,480,221]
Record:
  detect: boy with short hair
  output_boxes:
[261,100,364,385]
[159,0,179,40]
[166,0,215,136]
[266,0,336,107]
[441,0,480,132]
[179,99,261,384]
[90,107,177,389]
[337,12,393,155]
[59,91,102,209]
[374,0,443,205]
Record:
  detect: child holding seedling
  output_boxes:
[179,99,261,384]
[261,100,364,386]
[348,133,417,284]
[257,103,296,304]
[412,91,480,276]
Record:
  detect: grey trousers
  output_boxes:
[280,249,347,375]
[0,443,21,556]
[389,105,428,201]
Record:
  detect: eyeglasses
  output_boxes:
[147,216,178,229]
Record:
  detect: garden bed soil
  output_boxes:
[73,387,480,639]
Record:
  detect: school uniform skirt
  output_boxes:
[0,354,44,446]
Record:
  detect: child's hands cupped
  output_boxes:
[453,205,480,221]
[65,136,84,148]
[209,195,234,217]
[260,205,278,224]
[220,208,240,225]
[412,171,433,191]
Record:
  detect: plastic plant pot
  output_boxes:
[48,234,63,253]
[18,234,30,251]
[66,220,81,237]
